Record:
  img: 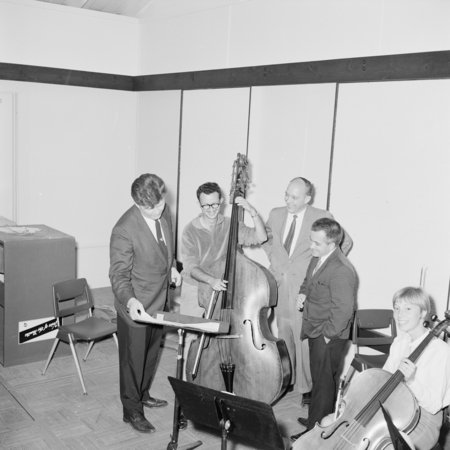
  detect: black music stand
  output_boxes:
[168,377,286,450]
[167,329,202,450]
[143,312,229,450]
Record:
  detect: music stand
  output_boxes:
[136,311,229,450]
[168,377,286,450]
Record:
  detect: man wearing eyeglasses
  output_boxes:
[179,181,267,377]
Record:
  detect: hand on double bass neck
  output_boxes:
[234,196,267,242]
[234,196,256,215]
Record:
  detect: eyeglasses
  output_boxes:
[200,203,220,211]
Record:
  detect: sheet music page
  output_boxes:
[136,310,220,333]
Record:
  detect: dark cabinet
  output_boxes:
[0,225,75,366]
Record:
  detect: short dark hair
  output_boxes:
[196,182,222,201]
[311,217,343,245]
[131,174,166,208]
[291,177,314,197]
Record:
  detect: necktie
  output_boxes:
[155,219,168,259]
[283,215,297,255]
[313,258,322,276]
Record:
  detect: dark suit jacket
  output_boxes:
[300,248,356,340]
[263,204,353,310]
[109,204,175,328]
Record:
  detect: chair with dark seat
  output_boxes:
[42,278,118,394]
[343,309,397,390]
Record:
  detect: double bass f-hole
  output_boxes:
[243,319,266,351]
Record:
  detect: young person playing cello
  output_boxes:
[292,286,450,450]
[382,287,450,450]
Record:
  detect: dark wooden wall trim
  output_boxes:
[134,51,450,91]
[0,63,134,91]
[1,51,450,92]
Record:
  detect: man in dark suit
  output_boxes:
[263,177,352,402]
[109,173,181,433]
[291,218,356,441]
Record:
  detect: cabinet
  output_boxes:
[0,225,75,366]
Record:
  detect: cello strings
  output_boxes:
[332,333,436,448]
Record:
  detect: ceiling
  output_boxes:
[33,0,153,18]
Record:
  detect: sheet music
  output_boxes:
[136,310,221,333]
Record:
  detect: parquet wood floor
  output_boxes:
[0,336,303,450]
[1,287,449,449]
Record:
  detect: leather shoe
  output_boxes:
[123,411,155,433]
[297,417,308,427]
[290,430,307,442]
[301,391,311,406]
[178,412,188,430]
[142,397,168,408]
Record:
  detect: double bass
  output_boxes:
[292,311,450,449]
[185,153,291,404]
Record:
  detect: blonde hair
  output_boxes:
[392,287,430,317]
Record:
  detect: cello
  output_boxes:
[292,311,450,449]
[185,153,291,405]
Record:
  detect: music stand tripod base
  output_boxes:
[167,329,203,450]
[167,442,202,450]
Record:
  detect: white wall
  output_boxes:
[177,88,251,251]
[331,80,450,316]
[139,0,450,75]
[0,92,15,221]
[0,80,137,288]
[245,84,336,266]
[0,0,139,75]
[135,90,182,227]
[0,0,141,288]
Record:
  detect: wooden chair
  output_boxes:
[343,309,397,390]
[42,278,118,394]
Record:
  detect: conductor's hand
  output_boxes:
[209,277,228,291]
[296,293,306,311]
[171,267,182,287]
[127,298,145,321]
[398,358,417,384]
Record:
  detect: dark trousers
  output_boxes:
[117,313,163,414]
[307,335,347,430]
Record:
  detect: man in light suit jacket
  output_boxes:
[263,177,352,401]
[109,174,181,433]
[291,218,356,441]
